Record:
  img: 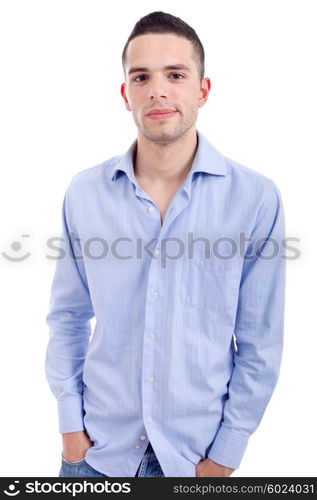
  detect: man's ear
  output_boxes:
[198,77,211,108]
[121,83,131,111]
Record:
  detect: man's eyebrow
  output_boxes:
[128,64,191,76]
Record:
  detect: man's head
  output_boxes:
[120,11,211,144]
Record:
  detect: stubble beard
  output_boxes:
[133,110,196,145]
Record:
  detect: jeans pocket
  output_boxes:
[61,452,86,465]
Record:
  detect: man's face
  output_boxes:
[121,33,210,144]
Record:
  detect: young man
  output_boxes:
[45,11,286,478]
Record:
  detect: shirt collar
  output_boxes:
[109,129,227,196]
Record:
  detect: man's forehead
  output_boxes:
[124,34,199,78]
[129,32,190,46]
[126,33,193,59]
[126,38,195,70]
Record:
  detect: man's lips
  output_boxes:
[146,109,178,120]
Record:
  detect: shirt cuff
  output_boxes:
[207,424,249,469]
[57,396,85,434]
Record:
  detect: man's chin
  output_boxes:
[140,127,183,144]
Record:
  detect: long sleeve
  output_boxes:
[207,181,286,469]
[45,186,95,434]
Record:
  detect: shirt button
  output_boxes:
[153,248,160,256]
[151,290,158,298]
[148,376,154,382]
[147,206,155,213]
[149,333,156,339]
[146,416,152,423]
[135,444,141,449]
[140,435,146,440]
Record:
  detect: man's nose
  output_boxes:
[148,75,167,99]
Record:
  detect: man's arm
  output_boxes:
[45,186,95,435]
[207,180,286,470]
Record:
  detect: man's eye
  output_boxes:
[134,74,146,82]
[170,73,184,79]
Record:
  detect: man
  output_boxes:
[45,11,286,478]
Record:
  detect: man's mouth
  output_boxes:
[146,109,178,120]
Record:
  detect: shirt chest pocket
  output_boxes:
[180,256,241,313]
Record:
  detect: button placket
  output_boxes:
[141,191,190,442]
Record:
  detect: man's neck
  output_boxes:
[134,127,198,188]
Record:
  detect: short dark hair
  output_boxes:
[122,11,205,82]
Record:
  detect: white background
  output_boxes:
[0,0,316,477]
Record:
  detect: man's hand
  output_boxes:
[196,457,235,477]
[62,430,94,463]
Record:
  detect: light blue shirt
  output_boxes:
[45,129,286,477]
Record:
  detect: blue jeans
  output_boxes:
[59,442,165,477]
